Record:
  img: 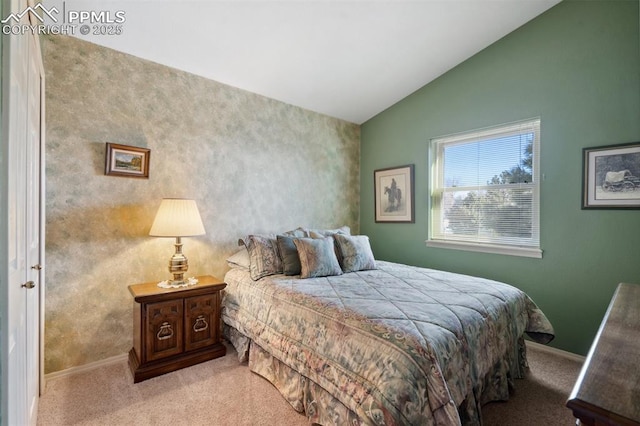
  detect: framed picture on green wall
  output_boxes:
[374,164,415,222]
[582,142,640,209]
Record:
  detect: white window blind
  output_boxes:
[428,118,542,258]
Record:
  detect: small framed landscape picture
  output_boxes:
[105,143,150,178]
[582,142,640,209]
[374,164,415,223]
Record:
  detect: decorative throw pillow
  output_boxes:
[281,227,307,238]
[238,227,306,247]
[306,225,351,239]
[293,237,342,279]
[334,234,377,273]
[244,234,283,280]
[276,234,302,276]
[226,248,250,271]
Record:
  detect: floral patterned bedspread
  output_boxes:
[222,261,554,425]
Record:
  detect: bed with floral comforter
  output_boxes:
[222,260,554,425]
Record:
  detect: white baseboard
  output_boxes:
[43,352,129,388]
[40,343,582,391]
[526,340,585,364]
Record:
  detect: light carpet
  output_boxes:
[37,342,583,425]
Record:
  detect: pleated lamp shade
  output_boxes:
[149,198,206,237]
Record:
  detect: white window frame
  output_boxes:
[427,118,542,258]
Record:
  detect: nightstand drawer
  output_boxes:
[185,293,219,351]
[146,300,184,362]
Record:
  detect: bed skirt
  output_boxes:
[225,323,371,424]
[224,324,528,426]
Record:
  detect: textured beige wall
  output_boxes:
[42,35,360,373]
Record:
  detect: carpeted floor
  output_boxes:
[482,344,582,425]
[37,342,583,425]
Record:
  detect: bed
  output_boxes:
[221,228,554,425]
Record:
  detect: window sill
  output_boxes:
[425,239,543,259]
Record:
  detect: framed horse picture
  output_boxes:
[374,164,415,223]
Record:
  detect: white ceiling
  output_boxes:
[43,0,561,124]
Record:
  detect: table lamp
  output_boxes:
[149,198,205,286]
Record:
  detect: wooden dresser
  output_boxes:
[128,275,226,383]
[566,283,640,426]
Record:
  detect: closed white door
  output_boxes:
[6,4,30,423]
[25,29,43,424]
[4,0,44,424]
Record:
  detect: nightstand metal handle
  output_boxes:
[193,315,208,333]
[156,322,174,340]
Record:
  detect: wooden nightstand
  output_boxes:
[128,275,226,383]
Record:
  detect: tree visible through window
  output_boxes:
[428,119,541,258]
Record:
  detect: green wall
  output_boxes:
[0,0,5,420]
[360,0,640,356]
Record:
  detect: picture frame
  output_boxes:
[374,164,415,222]
[105,143,150,178]
[582,141,640,209]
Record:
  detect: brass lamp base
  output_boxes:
[168,236,189,285]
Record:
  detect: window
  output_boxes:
[427,118,542,258]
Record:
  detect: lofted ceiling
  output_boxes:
[42,0,561,124]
